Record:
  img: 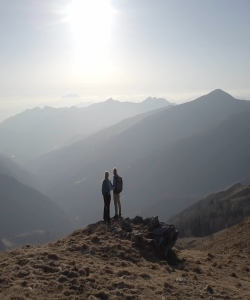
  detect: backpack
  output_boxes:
[115,176,123,194]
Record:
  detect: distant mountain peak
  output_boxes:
[105,98,117,103]
[212,89,224,93]
[145,96,155,102]
[142,97,170,104]
[145,96,163,101]
[209,89,233,97]
[195,89,235,104]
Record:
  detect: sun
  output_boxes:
[66,0,114,72]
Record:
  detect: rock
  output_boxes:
[95,291,109,299]
[207,253,214,259]
[133,233,143,243]
[205,284,214,294]
[58,276,68,283]
[17,270,29,278]
[79,267,89,277]
[109,216,178,260]
[193,267,202,274]
[63,290,71,296]
[91,235,100,243]
[133,216,143,224]
[48,253,59,260]
[147,216,160,230]
[121,220,132,232]
[164,282,173,289]
[43,265,60,273]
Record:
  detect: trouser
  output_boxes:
[113,193,121,215]
[103,194,111,221]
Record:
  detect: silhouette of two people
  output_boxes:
[102,168,122,222]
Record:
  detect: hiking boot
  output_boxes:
[119,213,121,218]
[114,214,118,219]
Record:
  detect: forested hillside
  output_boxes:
[168,183,250,237]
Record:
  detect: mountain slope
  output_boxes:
[0,98,172,162]
[0,216,250,299]
[26,90,250,226]
[168,183,250,237]
[0,174,72,239]
[199,215,250,255]
[127,108,250,207]
[25,106,169,190]
[0,154,42,191]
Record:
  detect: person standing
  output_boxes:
[113,167,123,218]
[102,171,113,222]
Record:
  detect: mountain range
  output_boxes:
[24,89,250,227]
[0,97,172,163]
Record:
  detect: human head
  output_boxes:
[113,167,117,175]
[104,171,109,179]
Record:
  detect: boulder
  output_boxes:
[114,216,178,259]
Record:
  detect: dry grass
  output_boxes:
[0,217,250,299]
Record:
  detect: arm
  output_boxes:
[102,181,106,195]
[110,180,114,191]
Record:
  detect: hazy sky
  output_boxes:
[1,0,250,108]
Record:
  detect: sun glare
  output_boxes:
[66,0,114,72]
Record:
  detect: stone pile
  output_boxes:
[108,216,178,260]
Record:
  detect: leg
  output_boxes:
[104,195,110,221]
[107,195,111,221]
[117,194,121,216]
[103,196,107,221]
[114,194,118,216]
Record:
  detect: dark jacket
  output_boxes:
[102,179,113,196]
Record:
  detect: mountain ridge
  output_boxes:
[25,90,250,226]
[0,154,42,191]
[0,97,172,163]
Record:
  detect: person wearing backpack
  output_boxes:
[102,171,113,223]
[113,167,123,218]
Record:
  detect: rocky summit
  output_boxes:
[0,216,250,300]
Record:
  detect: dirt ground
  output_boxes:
[0,217,250,300]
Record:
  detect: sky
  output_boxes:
[0,0,250,110]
